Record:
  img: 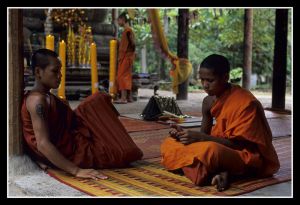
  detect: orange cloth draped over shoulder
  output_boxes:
[117,27,135,91]
[21,91,143,169]
[161,84,280,185]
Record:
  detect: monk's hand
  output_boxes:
[169,124,184,140]
[178,131,202,145]
[75,168,108,180]
[170,124,183,132]
[169,130,178,140]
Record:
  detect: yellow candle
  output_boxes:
[46,34,54,51]
[109,40,117,98]
[58,40,66,99]
[46,34,55,94]
[90,42,98,94]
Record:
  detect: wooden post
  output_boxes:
[112,9,119,39]
[141,44,147,73]
[242,9,253,90]
[159,9,168,80]
[272,9,288,110]
[176,9,189,100]
[9,9,24,156]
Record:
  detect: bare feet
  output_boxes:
[75,168,108,180]
[211,171,229,192]
[113,99,128,104]
[36,161,49,171]
[127,98,133,103]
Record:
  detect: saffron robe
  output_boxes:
[117,27,135,91]
[161,84,280,185]
[21,91,143,169]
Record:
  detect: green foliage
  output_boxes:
[117,8,291,88]
[229,67,243,82]
[188,85,202,92]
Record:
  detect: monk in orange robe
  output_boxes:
[115,12,136,104]
[21,49,143,180]
[161,54,280,191]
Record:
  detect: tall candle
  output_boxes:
[58,40,66,99]
[109,40,117,98]
[90,42,98,94]
[46,34,54,51]
[46,34,55,94]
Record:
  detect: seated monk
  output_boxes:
[21,49,143,180]
[161,54,280,191]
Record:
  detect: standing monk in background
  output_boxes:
[115,12,136,104]
[161,54,280,191]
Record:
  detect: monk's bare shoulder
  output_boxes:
[26,92,48,117]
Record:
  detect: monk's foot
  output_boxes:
[36,161,49,171]
[211,171,229,192]
[114,99,128,104]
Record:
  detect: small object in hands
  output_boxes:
[175,134,180,141]
[169,130,180,141]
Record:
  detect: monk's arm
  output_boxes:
[177,96,213,144]
[199,96,239,149]
[127,31,135,50]
[27,96,79,176]
[187,130,243,150]
[200,96,214,134]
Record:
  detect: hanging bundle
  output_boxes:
[147,9,192,94]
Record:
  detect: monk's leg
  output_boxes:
[161,138,210,184]
[120,90,127,101]
[114,90,127,103]
[181,159,210,186]
[181,160,230,191]
[179,141,250,190]
[127,90,133,102]
[161,138,251,190]
[186,141,249,190]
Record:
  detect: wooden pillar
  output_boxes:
[272,9,288,110]
[112,9,119,38]
[141,44,147,73]
[160,9,168,80]
[176,9,189,100]
[242,9,253,90]
[9,9,24,156]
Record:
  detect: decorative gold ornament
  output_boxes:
[51,9,88,28]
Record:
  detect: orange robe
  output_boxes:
[117,27,135,91]
[21,91,143,169]
[161,84,280,185]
